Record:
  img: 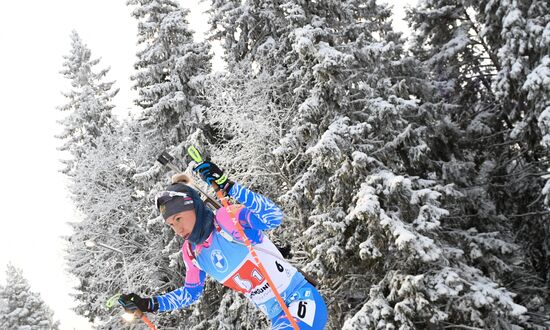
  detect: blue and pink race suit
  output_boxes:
[154,183,327,329]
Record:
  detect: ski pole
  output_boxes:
[187,146,301,330]
[136,310,158,330]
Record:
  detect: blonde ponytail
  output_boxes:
[171,173,193,185]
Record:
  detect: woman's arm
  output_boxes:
[191,161,284,230]
[154,250,206,311]
[229,182,284,230]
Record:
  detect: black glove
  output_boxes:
[118,293,159,313]
[193,161,234,193]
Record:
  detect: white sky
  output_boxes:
[0,1,413,329]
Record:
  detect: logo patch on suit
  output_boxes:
[210,249,228,273]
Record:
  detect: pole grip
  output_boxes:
[187,146,204,163]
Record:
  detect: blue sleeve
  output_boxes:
[154,267,206,311]
[229,182,284,230]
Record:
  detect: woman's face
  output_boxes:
[165,210,196,239]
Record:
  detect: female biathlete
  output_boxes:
[118,161,327,329]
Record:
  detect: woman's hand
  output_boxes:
[118,293,158,313]
[193,161,233,193]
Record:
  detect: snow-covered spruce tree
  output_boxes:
[128,0,212,149]
[284,12,528,330]
[65,124,148,324]
[127,0,215,284]
[208,0,532,328]
[56,30,117,177]
[125,1,221,325]
[208,0,288,71]
[0,264,59,329]
[206,0,317,135]
[55,31,145,326]
[482,0,550,293]
[0,287,5,317]
[408,0,550,323]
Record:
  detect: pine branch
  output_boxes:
[443,324,483,330]
[462,9,501,72]
[507,211,550,218]
[471,129,510,141]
